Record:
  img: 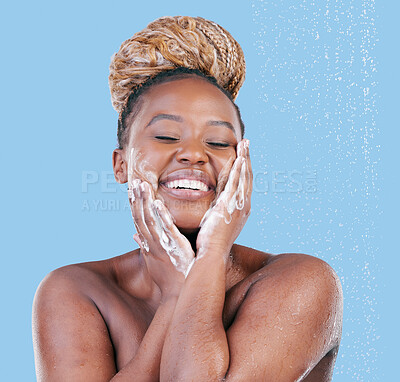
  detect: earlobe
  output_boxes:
[112,149,128,184]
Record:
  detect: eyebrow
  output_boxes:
[146,113,235,133]
[206,120,235,132]
[146,114,183,127]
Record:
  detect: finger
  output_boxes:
[236,139,247,158]
[133,220,148,252]
[153,199,194,278]
[224,156,244,197]
[128,178,140,206]
[133,233,144,251]
[215,156,243,215]
[153,200,194,257]
[242,142,253,214]
[236,158,247,210]
[140,182,161,240]
[141,182,182,260]
[215,155,235,197]
[242,140,253,195]
[131,180,151,243]
[129,179,148,247]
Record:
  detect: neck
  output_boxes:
[179,228,200,254]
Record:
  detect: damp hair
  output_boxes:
[117,67,245,149]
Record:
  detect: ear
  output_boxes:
[112,149,128,184]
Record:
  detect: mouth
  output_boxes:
[159,169,215,201]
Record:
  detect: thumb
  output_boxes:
[133,233,144,251]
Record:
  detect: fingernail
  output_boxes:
[140,183,147,192]
[153,199,161,208]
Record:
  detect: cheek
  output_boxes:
[127,146,160,191]
[211,150,236,194]
[213,150,236,175]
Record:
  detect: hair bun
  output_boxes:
[109,16,246,113]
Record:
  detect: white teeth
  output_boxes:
[165,179,208,191]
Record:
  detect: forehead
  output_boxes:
[131,77,241,137]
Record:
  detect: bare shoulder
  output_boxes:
[32,261,119,381]
[33,260,113,313]
[249,250,343,333]
[267,252,343,318]
[235,246,342,301]
[266,251,342,287]
[224,249,343,381]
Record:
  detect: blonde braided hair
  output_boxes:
[109,16,246,114]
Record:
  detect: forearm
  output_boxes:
[160,253,229,381]
[111,296,178,382]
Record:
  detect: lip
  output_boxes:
[159,169,216,201]
[160,169,215,189]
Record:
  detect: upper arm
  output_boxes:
[32,267,116,382]
[224,254,343,382]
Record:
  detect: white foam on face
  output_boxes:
[128,148,158,194]
[129,180,149,252]
[151,198,194,278]
[127,147,161,253]
[127,148,194,277]
[197,140,250,259]
[127,141,250,276]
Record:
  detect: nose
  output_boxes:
[175,139,208,165]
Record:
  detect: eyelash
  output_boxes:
[155,136,179,141]
[207,142,230,148]
[154,136,230,148]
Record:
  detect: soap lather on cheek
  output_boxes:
[196,141,250,259]
[127,149,194,277]
[128,148,159,195]
[127,142,249,277]
[202,156,248,226]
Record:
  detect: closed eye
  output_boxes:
[207,142,230,148]
[155,136,179,141]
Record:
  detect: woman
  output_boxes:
[32,16,343,381]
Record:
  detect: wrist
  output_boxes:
[159,293,179,306]
[196,245,231,261]
[159,283,184,303]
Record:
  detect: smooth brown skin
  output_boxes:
[32,77,343,381]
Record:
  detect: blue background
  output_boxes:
[0,1,397,380]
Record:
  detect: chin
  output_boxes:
[177,226,201,236]
[170,208,206,234]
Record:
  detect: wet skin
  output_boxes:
[33,77,343,381]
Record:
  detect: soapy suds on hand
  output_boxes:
[128,148,194,275]
[201,145,249,226]
[197,140,250,259]
[127,148,161,253]
[128,148,159,194]
[128,141,249,276]
[150,196,194,278]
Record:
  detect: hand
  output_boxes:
[197,139,252,257]
[129,180,195,299]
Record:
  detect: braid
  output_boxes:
[109,16,246,114]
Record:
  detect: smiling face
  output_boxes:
[114,75,242,233]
